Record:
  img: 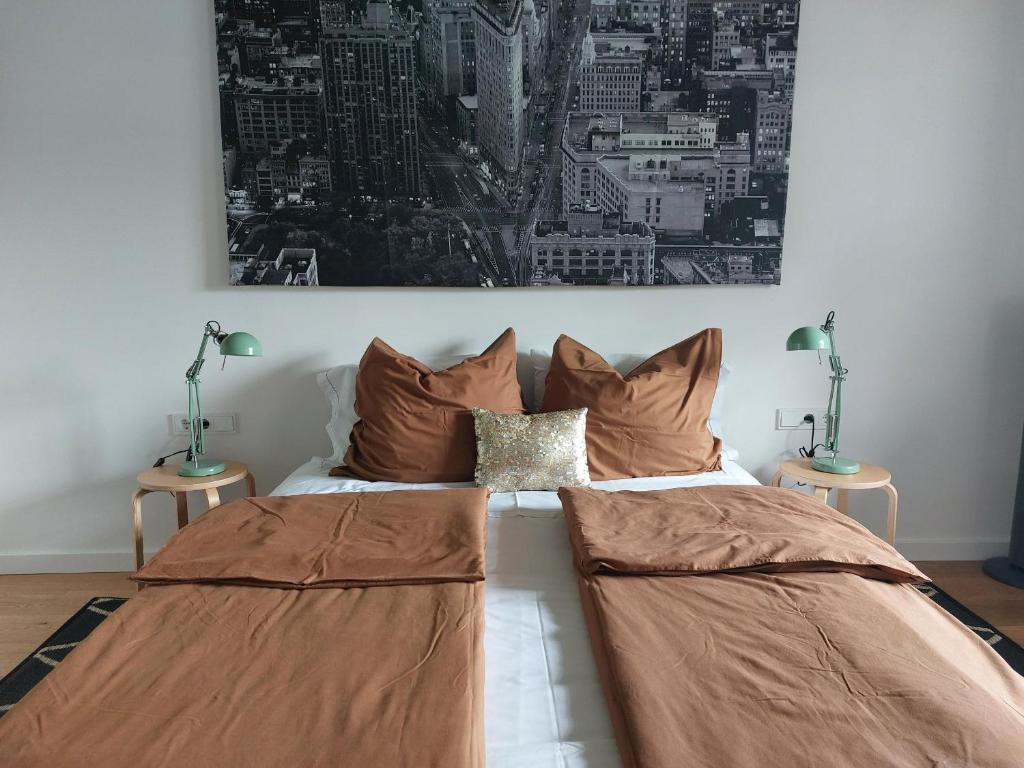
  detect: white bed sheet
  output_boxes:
[271,458,760,768]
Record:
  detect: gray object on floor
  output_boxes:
[984,423,1024,588]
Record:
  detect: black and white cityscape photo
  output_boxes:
[219,0,799,286]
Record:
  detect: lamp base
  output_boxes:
[178,459,227,477]
[810,456,861,475]
[982,557,1024,590]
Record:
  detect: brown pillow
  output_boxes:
[540,329,722,480]
[335,328,525,483]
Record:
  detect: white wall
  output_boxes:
[1,0,1023,571]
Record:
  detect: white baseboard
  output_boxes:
[895,538,1010,562]
[0,552,143,574]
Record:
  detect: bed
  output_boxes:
[10,326,1020,766]
[272,455,761,767]
[7,456,1024,768]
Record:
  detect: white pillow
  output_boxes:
[529,348,734,458]
[317,355,468,463]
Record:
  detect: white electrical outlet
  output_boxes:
[168,413,238,435]
[775,408,828,431]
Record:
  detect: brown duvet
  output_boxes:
[561,485,1024,768]
[0,489,488,768]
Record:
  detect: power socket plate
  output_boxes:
[168,413,238,435]
[776,408,828,431]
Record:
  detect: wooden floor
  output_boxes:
[0,572,136,677]
[1,564,1024,677]
[917,561,1024,645]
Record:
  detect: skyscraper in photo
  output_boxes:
[422,0,477,113]
[318,1,350,31]
[472,0,525,187]
[321,1,420,198]
[230,77,322,153]
[661,0,687,83]
[753,90,791,172]
[520,0,544,96]
[684,0,713,77]
[579,34,643,113]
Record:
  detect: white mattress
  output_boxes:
[271,458,760,768]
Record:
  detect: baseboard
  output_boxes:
[0,552,143,574]
[895,538,1010,561]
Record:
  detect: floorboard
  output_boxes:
[0,572,136,677]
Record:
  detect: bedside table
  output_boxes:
[770,458,898,546]
[131,461,254,569]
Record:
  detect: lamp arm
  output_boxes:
[822,313,845,458]
[828,366,842,457]
[183,322,223,464]
[185,321,222,381]
[187,377,206,458]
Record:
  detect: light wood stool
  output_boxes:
[770,458,898,545]
[132,461,254,570]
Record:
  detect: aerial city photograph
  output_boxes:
[218,0,800,286]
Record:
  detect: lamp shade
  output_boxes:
[218,331,263,357]
[785,326,829,351]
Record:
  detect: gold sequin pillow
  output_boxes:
[472,408,591,492]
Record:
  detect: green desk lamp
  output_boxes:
[179,321,263,477]
[786,310,860,475]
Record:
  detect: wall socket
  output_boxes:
[168,413,238,436]
[775,408,828,431]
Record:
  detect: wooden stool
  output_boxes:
[770,458,898,545]
[132,461,254,570]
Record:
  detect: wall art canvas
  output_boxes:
[218,0,799,286]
